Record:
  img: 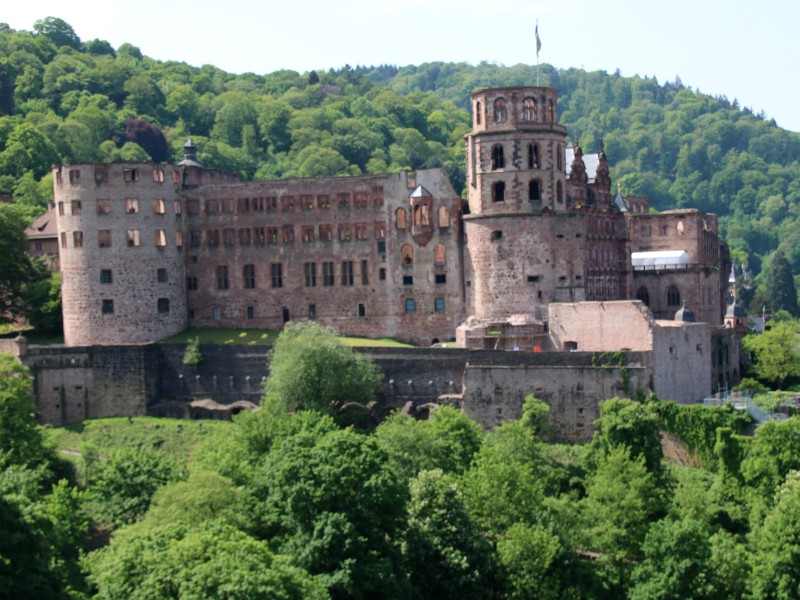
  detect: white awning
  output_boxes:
[631,250,690,270]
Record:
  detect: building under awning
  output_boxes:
[631,250,690,270]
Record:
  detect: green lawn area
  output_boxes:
[161,327,414,348]
[46,416,232,464]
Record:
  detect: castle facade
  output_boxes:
[53,86,728,348]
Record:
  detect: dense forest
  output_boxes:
[4,323,800,599]
[1,17,800,315]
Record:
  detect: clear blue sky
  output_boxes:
[6,0,799,131]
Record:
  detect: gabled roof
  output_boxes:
[410,185,432,198]
[25,206,58,240]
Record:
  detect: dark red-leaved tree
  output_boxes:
[124,118,169,163]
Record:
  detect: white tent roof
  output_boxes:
[631,250,690,269]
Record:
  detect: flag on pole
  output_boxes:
[535,22,542,58]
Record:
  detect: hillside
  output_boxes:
[1,17,799,312]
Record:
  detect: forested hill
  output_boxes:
[2,18,799,309]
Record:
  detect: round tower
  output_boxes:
[464,87,583,319]
[55,162,187,345]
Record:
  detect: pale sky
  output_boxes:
[5,0,799,131]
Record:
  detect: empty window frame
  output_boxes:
[342,261,354,286]
[124,198,139,214]
[100,269,113,284]
[396,208,407,230]
[153,198,166,214]
[434,243,446,266]
[98,229,112,247]
[304,262,317,287]
[126,229,140,247]
[491,144,505,170]
[405,298,416,314]
[323,261,335,286]
[361,260,369,285]
[217,266,229,290]
[155,229,167,247]
[157,268,168,283]
[96,198,111,214]
[101,299,114,314]
[492,181,506,202]
[243,264,256,289]
[271,263,283,288]
[157,298,170,313]
[667,285,681,307]
[434,297,445,313]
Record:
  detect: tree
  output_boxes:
[84,520,328,600]
[765,249,798,316]
[124,118,169,163]
[32,17,81,50]
[751,470,800,600]
[742,320,800,388]
[404,469,495,600]
[22,269,62,334]
[264,321,382,417]
[0,354,51,469]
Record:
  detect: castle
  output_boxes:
[52,85,729,351]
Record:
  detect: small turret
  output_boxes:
[177,137,204,168]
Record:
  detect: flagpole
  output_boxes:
[535,20,541,87]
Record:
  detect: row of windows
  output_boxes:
[475,97,556,125]
[60,167,177,186]
[58,198,182,216]
[636,285,682,307]
[490,180,554,203]
[99,268,169,285]
[490,143,551,171]
[197,222,387,247]
[201,189,384,215]
[395,206,450,230]
[639,221,686,237]
[61,229,183,249]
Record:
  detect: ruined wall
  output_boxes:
[461,351,651,442]
[548,300,656,352]
[650,321,712,403]
[23,344,158,425]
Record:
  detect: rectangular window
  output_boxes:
[435,273,447,284]
[319,224,333,242]
[72,231,83,248]
[405,298,416,314]
[308,304,317,319]
[354,192,368,208]
[281,196,294,211]
[238,197,250,212]
[155,229,167,247]
[102,299,114,314]
[377,240,386,254]
[361,260,369,285]
[71,200,82,215]
[252,197,265,211]
[212,307,221,321]
[223,198,235,213]
[246,306,255,320]
[338,192,350,208]
[243,264,256,289]
[403,275,413,286]
[187,277,198,291]
[302,226,314,243]
[238,228,251,246]
[175,230,184,248]
[206,199,220,214]
[355,223,368,240]
[152,168,164,182]
[301,195,314,210]
[100,269,113,284]
[98,229,112,247]
[96,198,110,214]
[342,261,354,286]
[266,196,278,211]
[69,169,80,184]
[217,265,229,290]
[58,202,65,216]
[157,298,170,313]
[379,268,386,281]
[318,194,330,209]
[223,228,235,246]
[434,297,445,313]
[124,198,139,214]
[375,221,386,239]
[190,230,201,247]
[157,268,168,283]
[153,198,166,214]
[323,261,335,286]
[338,223,351,242]
[271,263,283,288]
[283,225,294,244]
[60,232,66,248]
[358,303,366,317]
[267,227,279,245]
[254,226,265,245]
[305,262,317,287]
[207,229,220,247]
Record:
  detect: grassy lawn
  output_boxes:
[162,327,414,348]
[46,416,232,463]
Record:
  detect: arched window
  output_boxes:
[401,244,413,265]
[396,207,407,229]
[527,143,539,169]
[491,145,505,170]
[522,97,537,121]
[437,206,450,228]
[475,101,482,125]
[636,286,650,306]
[493,98,507,123]
[492,181,506,202]
[556,144,563,171]
[667,285,681,306]
[556,181,563,203]
[528,180,541,201]
[434,243,446,266]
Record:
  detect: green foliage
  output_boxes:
[23,268,62,334]
[765,250,799,316]
[404,469,495,600]
[85,520,328,600]
[743,320,800,388]
[182,336,202,366]
[143,471,240,529]
[656,400,752,468]
[264,321,382,418]
[0,204,37,323]
[750,470,800,600]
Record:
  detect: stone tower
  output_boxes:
[54,163,188,345]
[463,87,585,320]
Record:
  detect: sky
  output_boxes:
[5,0,800,131]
